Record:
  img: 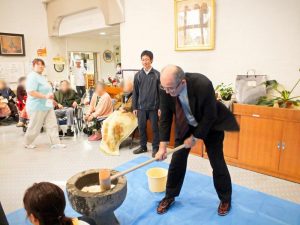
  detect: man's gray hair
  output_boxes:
[96,79,105,88]
[161,65,185,82]
[174,66,185,82]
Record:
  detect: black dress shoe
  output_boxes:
[58,130,64,137]
[133,147,147,154]
[218,201,231,216]
[157,197,175,214]
[65,129,74,137]
[152,149,158,158]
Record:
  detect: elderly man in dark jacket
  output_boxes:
[54,80,81,137]
[155,65,239,216]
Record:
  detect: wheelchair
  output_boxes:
[56,106,84,135]
[82,117,106,136]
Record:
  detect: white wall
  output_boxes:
[0,0,67,84]
[120,0,300,95]
[0,0,120,85]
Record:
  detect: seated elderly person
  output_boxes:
[53,80,80,137]
[0,96,11,118]
[16,76,29,127]
[84,81,113,141]
[99,81,138,155]
[0,80,19,121]
[114,81,133,112]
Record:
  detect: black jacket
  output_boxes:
[159,73,239,141]
[0,88,16,103]
[132,68,160,110]
[54,89,81,108]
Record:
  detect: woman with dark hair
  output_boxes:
[16,76,28,127]
[23,182,96,225]
[24,58,65,149]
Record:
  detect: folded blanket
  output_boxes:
[100,111,138,155]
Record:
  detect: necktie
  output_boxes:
[175,97,190,140]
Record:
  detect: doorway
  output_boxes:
[68,51,99,89]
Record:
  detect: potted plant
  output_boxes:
[257,71,300,108]
[215,83,234,108]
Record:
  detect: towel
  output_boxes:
[100,111,138,155]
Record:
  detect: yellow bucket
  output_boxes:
[146,167,168,192]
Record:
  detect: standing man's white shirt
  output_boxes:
[143,67,152,75]
[73,66,87,86]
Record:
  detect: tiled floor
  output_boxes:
[1,124,300,214]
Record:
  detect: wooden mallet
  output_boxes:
[99,144,186,191]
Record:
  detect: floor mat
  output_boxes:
[6,156,300,225]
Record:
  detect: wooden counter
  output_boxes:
[205,104,300,183]
[146,117,204,156]
[146,104,300,183]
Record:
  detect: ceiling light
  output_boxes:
[99,32,106,35]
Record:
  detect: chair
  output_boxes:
[57,107,83,135]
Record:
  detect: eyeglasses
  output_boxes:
[160,80,182,91]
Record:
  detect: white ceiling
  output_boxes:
[66,25,120,38]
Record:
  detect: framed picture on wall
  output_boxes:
[174,0,215,51]
[0,33,25,56]
[103,50,113,63]
[113,45,121,64]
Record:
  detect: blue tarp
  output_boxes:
[7,156,300,225]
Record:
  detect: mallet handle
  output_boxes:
[110,144,186,181]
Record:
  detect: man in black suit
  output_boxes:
[156,65,239,216]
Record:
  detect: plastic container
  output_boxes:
[146,167,168,192]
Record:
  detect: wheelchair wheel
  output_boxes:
[76,107,84,131]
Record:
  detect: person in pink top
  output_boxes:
[84,80,113,141]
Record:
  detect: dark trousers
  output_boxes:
[137,110,159,152]
[7,101,18,118]
[0,201,9,225]
[76,86,86,98]
[166,129,232,203]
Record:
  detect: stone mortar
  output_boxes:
[66,169,127,225]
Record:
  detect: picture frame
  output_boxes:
[54,64,64,73]
[174,0,215,51]
[113,45,121,64]
[0,32,25,56]
[103,50,113,63]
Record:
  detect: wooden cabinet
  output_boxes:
[146,117,203,155]
[238,116,282,172]
[223,116,240,160]
[190,140,204,156]
[232,104,300,183]
[144,103,300,183]
[202,116,240,161]
[278,122,300,178]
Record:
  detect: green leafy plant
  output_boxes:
[257,70,300,108]
[215,83,234,101]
